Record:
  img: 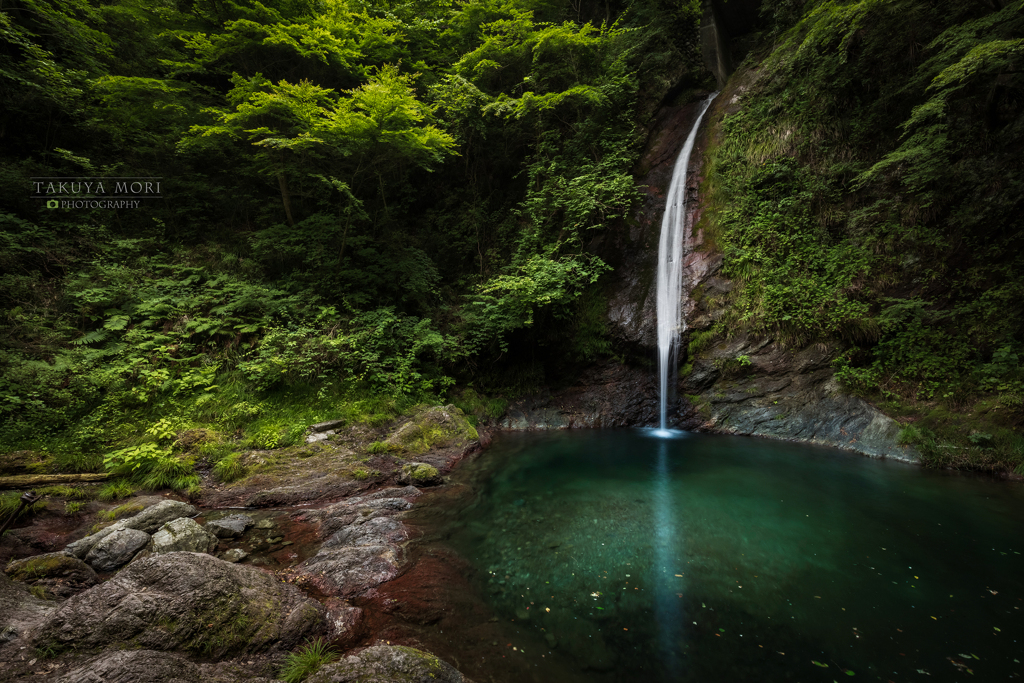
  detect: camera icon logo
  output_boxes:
[46,199,59,209]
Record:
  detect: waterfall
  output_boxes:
[656,93,717,429]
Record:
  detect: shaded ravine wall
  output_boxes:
[498,67,919,464]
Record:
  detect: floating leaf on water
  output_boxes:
[719,628,725,633]
[811,660,828,668]
[993,627,1001,631]
[845,670,855,676]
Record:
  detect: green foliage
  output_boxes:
[213,453,246,482]
[0,491,46,522]
[700,0,1024,461]
[0,0,707,462]
[366,441,391,454]
[280,638,339,683]
[97,480,136,501]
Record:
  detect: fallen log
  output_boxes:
[0,473,111,488]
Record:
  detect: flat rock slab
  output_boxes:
[205,514,254,539]
[296,544,403,598]
[149,517,218,554]
[86,528,151,572]
[34,552,327,657]
[64,500,197,559]
[4,552,98,598]
[308,645,468,683]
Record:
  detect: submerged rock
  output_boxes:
[307,645,468,683]
[85,528,151,572]
[33,552,327,656]
[221,548,248,563]
[4,552,98,598]
[149,517,219,554]
[206,514,254,539]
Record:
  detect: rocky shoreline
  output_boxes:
[1,406,482,682]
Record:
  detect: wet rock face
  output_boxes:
[4,552,98,598]
[498,362,660,430]
[33,552,327,657]
[307,645,468,683]
[148,517,219,554]
[602,96,717,356]
[85,529,151,572]
[677,333,919,462]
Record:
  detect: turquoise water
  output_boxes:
[407,430,1024,682]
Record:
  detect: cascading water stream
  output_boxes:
[656,93,717,429]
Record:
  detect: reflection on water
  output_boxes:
[399,430,1024,683]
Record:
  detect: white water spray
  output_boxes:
[656,93,717,429]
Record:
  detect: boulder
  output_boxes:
[85,528,151,572]
[296,545,403,598]
[205,514,254,539]
[397,462,441,486]
[323,516,407,549]
[51,649,203,683]
[49,649,283,683]
[64,499,197,559]
[4,552,98,598]
[307,645,468,683]
[33,552,327,656]
[292,487,420,598]
[149,518,218,554]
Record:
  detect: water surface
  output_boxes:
[401,430,1023,682]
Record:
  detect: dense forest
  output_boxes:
[1,0,1022,502]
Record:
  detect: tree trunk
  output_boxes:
[278,172,295,226]
[0,473,112,488]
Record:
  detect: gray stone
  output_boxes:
[307,645,468,683]
[51,649,203,683]
[205,514,254,539]
[221,548,248,563]
[323,516,407,549]
[125,500,198,533]
[4,552,98,598]
[295,545,403,598]
[85,528,151,572]
[34,552,327,656]
[0,571,53,651]
[149,518,218,554]
[63,499,197,559]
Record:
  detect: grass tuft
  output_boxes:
[279,638,339,683]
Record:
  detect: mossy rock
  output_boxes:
[5,552,98,599]
[383,405,478,456]
[307,644,467,683]
[397,463,441,486]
